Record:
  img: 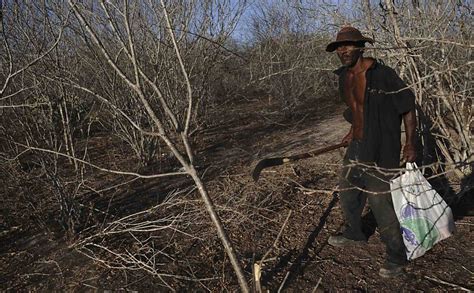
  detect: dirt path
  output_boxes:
[257,107,349,155]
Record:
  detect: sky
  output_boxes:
[230,0,357,43]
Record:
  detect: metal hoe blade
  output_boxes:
[251,143,346,182]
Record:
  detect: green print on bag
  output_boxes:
[400,204,440,249]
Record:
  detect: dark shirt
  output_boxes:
[334,59,415,169]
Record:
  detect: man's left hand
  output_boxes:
[403,144,416,162]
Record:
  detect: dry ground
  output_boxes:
[1,94,473,291]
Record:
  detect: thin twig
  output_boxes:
[16,144,187,179]
[277,271,290,293]
[259,210,293,266]
[312,277,322,293]
[424,276,472,292]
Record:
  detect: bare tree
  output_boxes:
[61,0,249,290]
[2,0,250,290]
[379,0,472,181]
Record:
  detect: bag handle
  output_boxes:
[406,162,418,171]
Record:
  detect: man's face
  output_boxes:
[336,42,362,67]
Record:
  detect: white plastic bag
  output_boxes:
[390,162,455,260]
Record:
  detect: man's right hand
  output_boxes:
[341,128,353,146]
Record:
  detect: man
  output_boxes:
[325,26,417,278]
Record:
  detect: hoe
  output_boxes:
[251,142,347,182]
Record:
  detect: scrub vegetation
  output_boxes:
[1,0,472,291]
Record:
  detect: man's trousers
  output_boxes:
[339,140,407,265]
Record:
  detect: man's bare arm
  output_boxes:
[402,109,417,162]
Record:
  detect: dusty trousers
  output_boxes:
[339,140,407,265]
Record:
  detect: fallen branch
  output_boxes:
[424,276,472,292]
